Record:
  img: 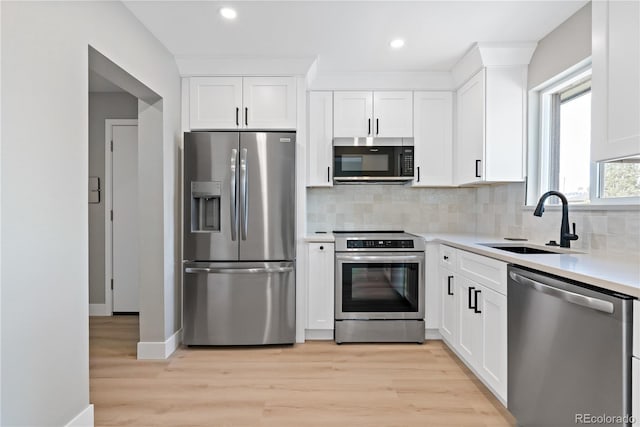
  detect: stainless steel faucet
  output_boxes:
[533,191,579,248]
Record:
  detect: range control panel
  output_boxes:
[347,239,415,249]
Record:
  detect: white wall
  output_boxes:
[1,1,181,425]
[88,93,138,305]
[528,2,592,89]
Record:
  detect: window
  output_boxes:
[528,64,640,205]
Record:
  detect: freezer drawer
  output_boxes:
[183,262,295,345]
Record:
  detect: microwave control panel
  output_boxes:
[347,239,415,249]
[402,148,414,176]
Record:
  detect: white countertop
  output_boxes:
[303,233,335,243]
[412,232,640,298]
[302,231,639,297]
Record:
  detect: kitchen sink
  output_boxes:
[479,243,575,255]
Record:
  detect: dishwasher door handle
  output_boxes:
[509,271,615,314]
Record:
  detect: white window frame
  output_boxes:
[527,61,640,207]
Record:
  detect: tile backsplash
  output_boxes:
[475,183,640,257]
[307,185,477,234]
[307,182,640,256]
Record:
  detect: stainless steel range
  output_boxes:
[334,231,426,343]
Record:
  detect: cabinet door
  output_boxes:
[189,77,242,130]
[477,285,507,403]
[413,91,453,186]
[333,91,373,137]
[592,0,640,162]
[308,92,333,187]
[242,77,296,129]
[439,268,457,345]
[456,278,482,367]
[306,243,335,330]
[373,91,413,137]
[633,357,639,427]
[456,70,485,185]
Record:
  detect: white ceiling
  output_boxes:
[123,1,588,73]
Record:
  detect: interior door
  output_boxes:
[239,132,295,261]
[112,124,139,312]
[183,132,240,261]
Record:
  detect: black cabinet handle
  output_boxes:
[245,107,248,126]
[327,166,330,183]
[443,255,449,261]
[447,275,454,296]
[376,118,379,135]
[236,107,239,126]
[319,246,324,251]
[473,289,482,313]
[417,166,420,182]
[475,159,481,178]
[368,118,371,135]
[468,286,476,309]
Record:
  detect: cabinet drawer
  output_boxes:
[634,300,639,358]
[439,245,457,269]
[457,250,507,295]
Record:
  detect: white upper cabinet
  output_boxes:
[333,91,373,137]
[455,67,526,185]
[189,77,243,130]
[333,91,413,138]
[373,91,413,137]
[412,91,453,186]
[307,91,333,187]
[243,77,296,129]
[188,76,296,130]
[591,0,640,161]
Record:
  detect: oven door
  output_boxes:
[335,252,425,320]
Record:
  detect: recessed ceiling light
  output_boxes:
[220,7,237,20]
[390,39,405,49]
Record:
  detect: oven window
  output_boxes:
[340,154,390,172]
[341,263,419,312]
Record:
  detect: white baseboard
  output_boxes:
[65,404,94,427]
[137,328,182,360]
[425,328,442,340]
[305,329,334,340]
[89,304,110,316]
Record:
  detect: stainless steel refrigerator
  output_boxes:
[183,131,296,345]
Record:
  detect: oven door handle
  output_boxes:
[336,254,423,262]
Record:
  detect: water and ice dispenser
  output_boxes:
[190,181,221,232]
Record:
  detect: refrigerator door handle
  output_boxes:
[240,147,248,240]
[230,148,238,241]
[185,266,294,274]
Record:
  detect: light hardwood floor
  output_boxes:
[90,316,515,426]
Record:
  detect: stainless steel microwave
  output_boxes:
[333,146,414,183]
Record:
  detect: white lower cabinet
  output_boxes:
[438,245,507,404]
[456,278,482,363]
[634,357,639,427]
[439,268,457,344]
[477,284,507,400]
[306,242,335,336]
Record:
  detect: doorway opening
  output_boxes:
[87,45,163,350]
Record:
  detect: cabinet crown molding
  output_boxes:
[452,42,537,88]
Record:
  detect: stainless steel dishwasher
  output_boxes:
[508,265,634,427]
